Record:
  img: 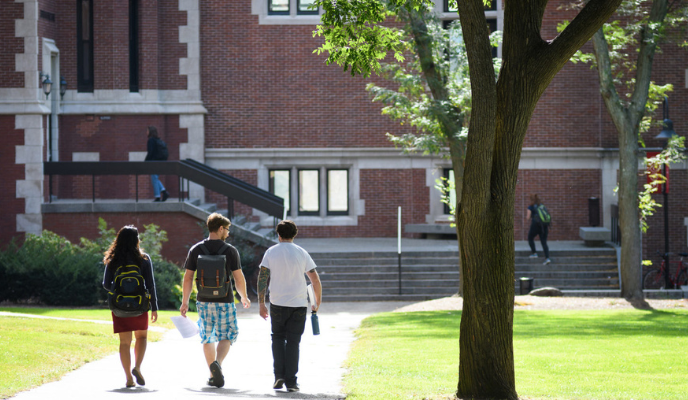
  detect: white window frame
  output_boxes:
[251,0,323,25]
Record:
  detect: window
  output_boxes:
[444,0,496,12]
[269,169,291,216]
[443,168,456,215]
[129,0,139,92]
[268,0,289,15]
[297,0,318,15]
[327,169,348,215]
[298,169,320,215]
[77,0,94,92]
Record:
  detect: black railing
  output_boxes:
[610,204,621,246]
[44,160,285,219]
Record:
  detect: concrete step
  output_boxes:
[319,271,460,281]
[324,294,457,302]
[324,286,458,296]
[322,278,459,288]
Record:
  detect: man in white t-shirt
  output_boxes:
[258,220,322,393]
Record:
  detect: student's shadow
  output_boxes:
[185,387,343,399]
[108,387,158,394]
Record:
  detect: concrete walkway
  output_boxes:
[9,302,411,400]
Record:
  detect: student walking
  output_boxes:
[102,225,158,388]
[258,220,322,393]
[145,126,169,202]
[180,213,251,388]
[527,194,551,265]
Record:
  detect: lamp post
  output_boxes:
[655,97,677,289]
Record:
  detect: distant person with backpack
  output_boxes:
[180,213,251,388]
[145,125,169,202]
[527,194,551,265]
[102,225,158,388]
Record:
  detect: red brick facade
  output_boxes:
[43,212,204,264]
[0,116,25,245]
[1,0,688,263]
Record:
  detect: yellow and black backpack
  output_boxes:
[108,264,150,318]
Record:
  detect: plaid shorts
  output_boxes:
[196,301,239,344]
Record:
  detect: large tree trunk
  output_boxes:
[455,0,622,398]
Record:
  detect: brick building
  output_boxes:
[1,0,687,265]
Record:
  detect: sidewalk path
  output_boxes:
[9,302,411,400]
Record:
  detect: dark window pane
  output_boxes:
[129,0,139,92]
[77,0,94,92]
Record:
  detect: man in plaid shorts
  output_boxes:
[180,213,251,388]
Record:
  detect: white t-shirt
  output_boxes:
[260,242,317,308]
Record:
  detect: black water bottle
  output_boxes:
[311,311,320,335]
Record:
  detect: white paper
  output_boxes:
[170,316,199,338]
[307,284,315,309]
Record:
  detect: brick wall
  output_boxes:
[0,1,24,88]
[0,116,25,245]
[515,169,602,241]
[43,211,205,264]
[55,114,186,200]
[200,1,403,149]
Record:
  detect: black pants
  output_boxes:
[270,304,307,386]
[528,223,550,259]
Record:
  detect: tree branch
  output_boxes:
[546,0,624,73]
[629,0,669,121]
[590,28,629,131]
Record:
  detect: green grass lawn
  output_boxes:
[344,309,688,400]
[0,308,189,398]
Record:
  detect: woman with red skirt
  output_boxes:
[103,226,158,388]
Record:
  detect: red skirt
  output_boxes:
[112,311,149,334]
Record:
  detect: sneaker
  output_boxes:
[209,361,224,388]
[161,190,169,202]
[273,378,285,389]
[286,383,300,392]
[153,198,161,202]
[528,253,538,258]
[543,258,551,265]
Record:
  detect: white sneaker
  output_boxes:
[528,253,538,258]
[543,258,551,265]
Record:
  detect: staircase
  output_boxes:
[313,251,460,302]
[313,248,620,302]
[514,249,619,295]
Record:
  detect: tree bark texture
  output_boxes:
[590,0,668,302]
[454,0,622,398]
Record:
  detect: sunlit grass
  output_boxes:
[0,308,189,398]
[344,309,688,400]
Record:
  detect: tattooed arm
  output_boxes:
[258,266,270,320]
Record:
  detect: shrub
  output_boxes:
[0,219,182,308]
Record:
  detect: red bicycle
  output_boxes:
[643,251,688,290]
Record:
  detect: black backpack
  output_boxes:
[108,264,150,318]
[156,138,169,160]
[532,204,552,226]
[196,243,234,299]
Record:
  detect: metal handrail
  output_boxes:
[44,160,285,219]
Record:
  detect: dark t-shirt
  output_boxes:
[184,239,241,303]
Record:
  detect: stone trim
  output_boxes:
[15,114,44,235]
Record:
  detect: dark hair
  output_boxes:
[103,225,146,268]
[276,220,298,240]
[207,212,231,233]
[147,126,159,139]
[530,194,541,206]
